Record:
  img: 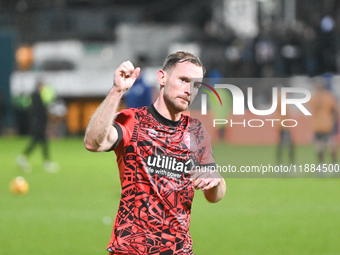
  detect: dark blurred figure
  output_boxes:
[16,80,59,173]
[0,91,6,134]
[123,54,153,108]
[207,67,232,142]
[253,26,276,77]
[317,15,337,74]
[309,77,339,164]
[276,91,295,165]
[12,93,31,135]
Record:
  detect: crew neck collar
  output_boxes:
[147,104,181,128]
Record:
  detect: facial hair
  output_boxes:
[163,91,189,113]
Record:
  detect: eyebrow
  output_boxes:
[179,76,191,81]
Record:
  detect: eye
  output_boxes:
[180,77,190,83]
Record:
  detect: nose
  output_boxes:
[185,82,195,96]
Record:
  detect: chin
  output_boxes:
[169,103,186,113]
[165,97,189,113]
[177,103,189,112]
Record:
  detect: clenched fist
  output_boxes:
[114,61,141,92]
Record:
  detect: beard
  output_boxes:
[163,92,190,113]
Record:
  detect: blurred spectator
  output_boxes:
[318,15,337,74]
[300,24,318,76]
[0,91,6,134]
[253,26,276,77]
[123,54,153,108]
[12,93,31,135]
[309,77,339,164]
[276,24,303,76]
[16,80,59,173]
[207,67,232,141]
[276,90,295,164]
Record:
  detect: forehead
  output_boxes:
[169,61,204,78]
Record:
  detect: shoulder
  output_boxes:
[115,108,135,122]
[186,115,203,128]
[115,106,148,122]
[185,115,209,136]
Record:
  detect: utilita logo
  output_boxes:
[198,83,312,128]
[146,155,194,179]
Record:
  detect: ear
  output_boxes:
[157,69,166,87]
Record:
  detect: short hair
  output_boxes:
[162,51,206,76]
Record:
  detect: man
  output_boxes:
[276,90,295,165]
[84,51,226,254]
[17,80,58,173]
[309,77,339,164]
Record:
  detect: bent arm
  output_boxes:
[192,170,227,203]
[83,87,123,152]
[84,61,140,152]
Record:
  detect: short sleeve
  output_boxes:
[109,109,136,151]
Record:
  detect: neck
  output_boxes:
[153,97,182,122]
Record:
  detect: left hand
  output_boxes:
[190,169,222,191]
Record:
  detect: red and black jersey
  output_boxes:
[107,104,215,255]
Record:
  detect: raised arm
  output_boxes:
[84,61,140,152]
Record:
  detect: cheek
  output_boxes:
[165,82,178,95]
[163,84,174,99]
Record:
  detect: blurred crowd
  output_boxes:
[1,0,340,143]
[198,15,338,78]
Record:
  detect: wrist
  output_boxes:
[110,85,126,95]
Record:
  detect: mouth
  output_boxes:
[178,97,190,105]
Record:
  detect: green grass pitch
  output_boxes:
[1,137,340,255]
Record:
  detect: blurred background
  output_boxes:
[1,0,340,137]
[1,1,340,255]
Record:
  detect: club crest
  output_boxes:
[183,132,197,151]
